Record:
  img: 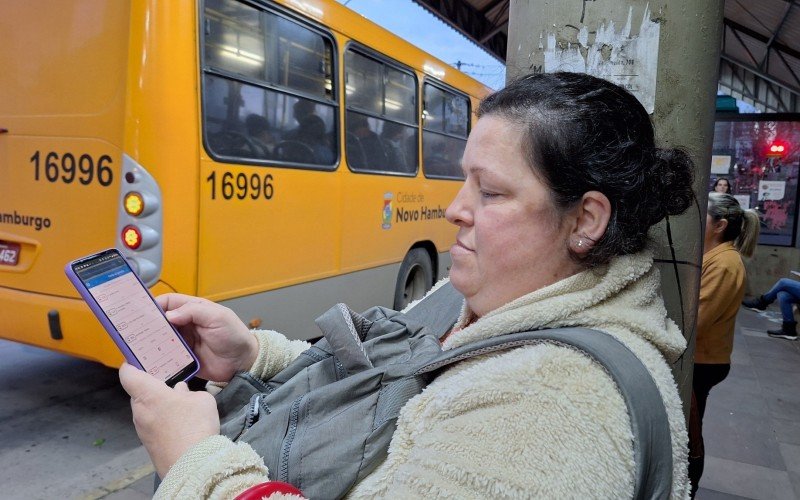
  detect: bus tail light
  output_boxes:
[125,257,158,283]
[124,192,144,216]
[117,155,164,286]
[124,191,160,217]
[122,223,159,251]
[122,225,143,249]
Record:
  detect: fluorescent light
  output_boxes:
[219,45,264,66]
[385,98,402,110]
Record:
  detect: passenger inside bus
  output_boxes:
[244,114,276,159]
[347,114,387,169]
[274,99,334,165]
[283,99,318,141]
[119,72,695,498]
[296,114,334,164]
[380,121,414,173]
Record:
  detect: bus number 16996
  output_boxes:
[206,170,274,201]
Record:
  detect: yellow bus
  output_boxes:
[0,0,490,367]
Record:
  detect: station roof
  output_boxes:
[412,0,800,112]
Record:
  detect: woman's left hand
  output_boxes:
[119,363,220,478]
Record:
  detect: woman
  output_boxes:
[120,73,695,498]
[712,177,732,194]
[689,192,760,495]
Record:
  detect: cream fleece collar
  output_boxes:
[443,250,687,363]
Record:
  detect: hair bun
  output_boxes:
[652,148,695,218]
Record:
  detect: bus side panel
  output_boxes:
[338,175,459,272]
[197,160,343,303]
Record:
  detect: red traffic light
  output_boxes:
[766,141,788,158]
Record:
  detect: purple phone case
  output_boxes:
[64,248,199,382]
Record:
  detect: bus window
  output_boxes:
[203,0,337,167]
[422,83,469,179]
[345,49,417,174]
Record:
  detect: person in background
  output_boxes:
[244,114,275,158]
[742,278,800,341]
[118,72,696,498]
[689,192,760,496]
[712,177,732,194]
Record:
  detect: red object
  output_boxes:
[0,241,21,266]
[766,141,787,158]
[121,225,142,250]
[234,481,304,500]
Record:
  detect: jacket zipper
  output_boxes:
[244,394,261,430]
[278,396,303,482]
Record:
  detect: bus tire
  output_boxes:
[393,248,433,310]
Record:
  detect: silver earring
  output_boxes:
[577,239,584,248]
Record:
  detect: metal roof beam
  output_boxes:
[412,0,507,61]
[721,54,797,93]
[479,0,506,15]
[723,18,800,62]
[758,1,795,71]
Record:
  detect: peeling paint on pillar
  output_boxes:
[507,0,725,420]
[542,5,661,112]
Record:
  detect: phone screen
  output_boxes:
[72,251,196,383]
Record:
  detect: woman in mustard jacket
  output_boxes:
[690,192,760,496]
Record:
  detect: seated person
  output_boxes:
[743,278,800,340]
[380,122,413,173]
[283,100,318,141]
[244,114,275,159]
[349,114,386,167]
[295,114,334,165]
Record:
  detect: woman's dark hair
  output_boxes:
[713,177,732,194]
[477,72,695,266]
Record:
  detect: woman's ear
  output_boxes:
[570,191,611,254]
[712,217,729,236]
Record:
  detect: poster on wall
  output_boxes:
[758,180,786,201]
[734,195,751,210]
[711,155,732,174]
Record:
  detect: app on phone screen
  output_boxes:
[74,253,194,381]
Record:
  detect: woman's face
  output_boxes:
[714,179,730,193]
[445,116,581,317]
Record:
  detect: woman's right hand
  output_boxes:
[156,293,258,382]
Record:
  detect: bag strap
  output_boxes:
[413,326,672,499]
[402,281,463,337]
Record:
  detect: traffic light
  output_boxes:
[766,141,787,158]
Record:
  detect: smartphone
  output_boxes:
[65,248,199,386]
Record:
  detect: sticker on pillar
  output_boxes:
[382,192,393,229]
[543,4,661,113]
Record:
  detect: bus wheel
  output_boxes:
[393,248,433,310]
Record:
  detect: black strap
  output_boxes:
[407,284,673,499]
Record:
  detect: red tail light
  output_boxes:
[122,225,142,250]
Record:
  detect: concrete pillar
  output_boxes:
[506,0,725,416]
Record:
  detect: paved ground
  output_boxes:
[696,307,800,499]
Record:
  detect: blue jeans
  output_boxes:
[763,278,800,323]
